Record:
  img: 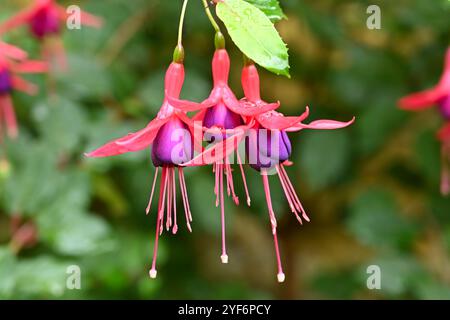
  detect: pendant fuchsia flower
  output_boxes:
[398,48,450,195]
[86,49,202,278]
[0,48,47,139]
[0,0,102,68]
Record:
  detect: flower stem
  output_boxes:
[174,0,189,63]
[243,54,254,66]
[201,0,221,33]
[178,0,189,46]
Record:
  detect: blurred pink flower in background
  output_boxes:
[0,47,47,139]
[399,48,450,195]
[0,0,102,69]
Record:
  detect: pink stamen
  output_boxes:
[219,164,228,264]
[261,172,285,283]
[278,165,303,215]
[159,167,169,235]
[276,165,302,224]
[150,167,168,279]
[172,168,178,234]
[237,152,251,206]
[166,168,172,231]
[261,172,277,230]
[146,167,159,215]
[178,167,192,232]
[226,165,231,196]
[179,168,192,222]
[214,163,220,207]
[280,165,310,222]
[272,230,285,283]
[226,164,239,205]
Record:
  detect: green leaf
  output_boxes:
[244,0,286,22]
[2,141,61,216]
[35,172,114,256]
[0,249,70,299]
[13,256,69,298]
[298,130,351,190]
[38,210,114,256]
[346,189,418,250]
[414,276,450,300]
[32,98,86,154]
[216,0,290,77]
[56,53,112,100]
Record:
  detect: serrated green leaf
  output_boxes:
[244,0,286,22]
[216,0,290,77]
[32,98,86,154]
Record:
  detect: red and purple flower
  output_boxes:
[86,57,202,278]
[245,65,354,282]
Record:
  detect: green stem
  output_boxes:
[243,54,254,66]
[201,0,221,33]
[178,0,189,46]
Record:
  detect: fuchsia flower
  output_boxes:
[0,51,47,139]
[398,48,450,195]
[185,62,354,282]
[242,64,354,282]
[86,59,200,279]
[169,48,279,264]
[0,0,102,68]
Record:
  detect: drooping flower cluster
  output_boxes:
[398,48,450,195]
[87,34,354,281]
[86,55,197,278]
[1,0,355,282]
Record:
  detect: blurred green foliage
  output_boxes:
[0,0,450,299]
